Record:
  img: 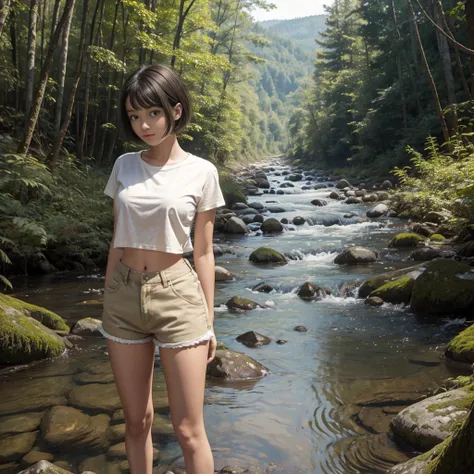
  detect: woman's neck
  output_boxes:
[142,135,187,165]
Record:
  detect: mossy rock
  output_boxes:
[0,294,69,331]
[219,172,247,207]
[0,295,66,365]
[370,275,416,305]
[249,247,288,265]
[410,259,474,315]
[358,263,426,299]
[389,233,425,248]
[429,234,446,243]
[445,324,474,364]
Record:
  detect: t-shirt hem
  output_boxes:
[113,242,193,253]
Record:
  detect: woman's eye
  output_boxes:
[129,115,138,121]
[151,110,161,117]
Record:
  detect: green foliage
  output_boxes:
[391,136,474,220]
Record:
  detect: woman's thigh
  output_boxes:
[159,343,209,427]
[107,339,156,422]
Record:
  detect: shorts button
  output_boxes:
[144,276,149,281]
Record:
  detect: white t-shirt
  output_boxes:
[104,151,226,253]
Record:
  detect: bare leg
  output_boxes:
[107,339,156,474]
[159,342,213,474]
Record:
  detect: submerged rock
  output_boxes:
[71,318,102,337]
[334,246,377,265]
[236,331,271,347]
[225,296,261,311]
[207,350,269,380]
[249,247,288,265]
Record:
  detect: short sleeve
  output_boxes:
[197,166,226,212]
[104,159,119,198]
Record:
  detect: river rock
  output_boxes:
[73,372,115,384]
[68,383,121,412]
[215,266,233,281]
[254,178,270,189]
[266,206,286,213]
[365,296,384,306]
[207,350,269,380]
[336,179,351,189]
[345,197,363,204]
[389,233,425,248]
[387,459,428,474]
[251,282,274,293]
[0,413,43,437]
[288,174,303,182]
[362,193,378,202]
[410,259,474,315]
[223,217,249,234]
[381,180,393,190]
[17,461,73,474]
[0,294,67,365]
[248,202,264,210]
[411,247,445,261]
[314,183,328,190]
[297,282,332,299]
[367,204,389,218]
[232,202,249,210]
[20,451,54,467]
[292,216,305,225]
[457,240,474,258]
[411,223,438,238]
[249,247,288,265]
[311,199,328,206]
[71,318,102,337]
[225,296,261,311]
[358,263,427,299]
[328,191,340,199]
[445,324,474,365]
[236,331,272,347]
[0,432,37,463]
[280,182,294,188]
[370,274,417,305]
[261,218,283,233]
[41,406,110,451]
[424,210,452,224]
[390,388,470,451]
[334,246,377,265]
[345,190,356,197]
[294,326,307,332]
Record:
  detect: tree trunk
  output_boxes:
[54,3,74,134]
[391,0,408,130]
[434,0,455,106]
[170,0,197,67]
[426,405,474,474]
[49,0,90,168]
[223,0,240,91]
[39,0,46,74]
[8,8,19,109]
[409,11,422,115]
[465,0,474,97]
[49,0,60,43]
[76,0,102,161]
[25,0,39,118]
[18,0,76,155]
[408,0,449,144]
[0,0,11,39]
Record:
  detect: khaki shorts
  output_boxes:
[100,258,213,348]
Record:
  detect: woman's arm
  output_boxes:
[104,201,123,287]
[193,208,218,362]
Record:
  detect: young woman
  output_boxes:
[100,64,225,474]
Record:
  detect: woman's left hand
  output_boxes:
[207,333,217,364]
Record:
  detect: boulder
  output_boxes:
[0,295,66,365]
[236,331,272,347]
[71,318,103,337]
[390,388,471,451]
[215,266,233,281]
[389,233,425,248]
[207,350,269,380]
[297,282,332,300]
[292,216,305,225]
[445,324,474,365]
[334,246,377,265]
[367,204,389,218]
[261,218,283,234]
[410,259,474,315]
[0,432,37,463]
[225,296,260,311]
[370,275,416,305]
[17,461,73,474]
[336,179,351,189]
[223,217,249,234]
[249,247,288,265]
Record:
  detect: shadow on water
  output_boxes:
[1,158,458,473]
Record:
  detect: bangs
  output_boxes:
[126,77,167,111]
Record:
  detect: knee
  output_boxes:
[174,422,205,453]
[125,409,154,439]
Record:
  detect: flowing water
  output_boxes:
[1,158,461,474]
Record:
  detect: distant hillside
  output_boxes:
[258,15,328,52]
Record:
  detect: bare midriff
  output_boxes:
[121,248,184,272]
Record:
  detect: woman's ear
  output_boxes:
[174,103,183,121]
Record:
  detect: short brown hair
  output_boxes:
[118,64,192,143]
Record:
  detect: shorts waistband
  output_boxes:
[114,258,195,288]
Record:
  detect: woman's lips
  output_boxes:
[142,134,154,138]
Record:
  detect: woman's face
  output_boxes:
[125,96,182,145]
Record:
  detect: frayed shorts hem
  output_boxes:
[99,326,154,344]
[99,325,214,349]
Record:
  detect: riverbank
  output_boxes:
[2,156,474,473]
